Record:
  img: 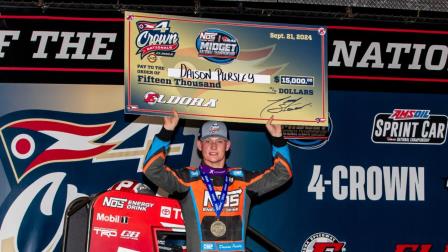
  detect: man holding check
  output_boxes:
[143,111,292,252]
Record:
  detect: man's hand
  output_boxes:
[163,109,179,131]
[266,116,282,137]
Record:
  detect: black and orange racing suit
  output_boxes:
[143,128,292,252]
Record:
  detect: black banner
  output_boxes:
[1,14,448,88]
[0,16,123,84]
[328,26,448,83]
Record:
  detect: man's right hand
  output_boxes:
[163,109,179,131]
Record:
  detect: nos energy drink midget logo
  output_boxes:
[196,29,239,64]
[372,109,448,144]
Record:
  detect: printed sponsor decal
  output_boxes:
[160,206,183,220]
[103,197,127,208]
[142,91,217,108]
[160,206,172,218]
[126,200,154,212]
[202,189,242,212]
[120,230,140,240]
[372,109,447,144]
[93,227,118,238]
[96,213,128,224]
[135,20,179,59]
[144,92,160,105]
[202,242,215,250]
[196,29,239,64]
[301,232,346,252]
[107,180,153,195]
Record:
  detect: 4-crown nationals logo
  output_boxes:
[0,110,195,251]
[135,20,179,59]
[372,109,447,144]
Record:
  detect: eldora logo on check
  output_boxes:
[143,91,217,108]
[143,92,159,105]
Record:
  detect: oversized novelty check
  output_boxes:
[124,11,328,126]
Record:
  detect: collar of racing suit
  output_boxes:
[199,163,228,177]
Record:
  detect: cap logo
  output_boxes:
[201,121,227,140]
[209,122,220,134]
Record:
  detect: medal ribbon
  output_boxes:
[200,166,229,219]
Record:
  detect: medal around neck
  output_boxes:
[210,220,227,237]
[200,170,230,237]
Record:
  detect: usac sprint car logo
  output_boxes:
[372,109,447,145]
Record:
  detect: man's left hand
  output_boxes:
[266,116,282,137]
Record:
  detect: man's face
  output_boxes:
[197,137,231,168]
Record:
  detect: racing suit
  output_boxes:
[143,127,292,252]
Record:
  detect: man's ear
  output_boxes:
[197,139,202,151]
[226,140,231,151]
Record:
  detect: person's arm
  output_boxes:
[142,110,190,194]
[246,116,292,196]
